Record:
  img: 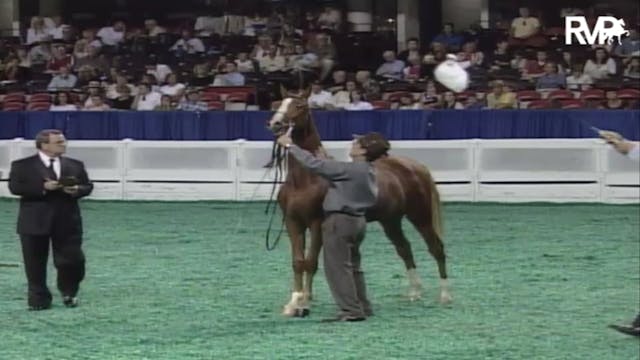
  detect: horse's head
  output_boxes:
[267,86,312,136]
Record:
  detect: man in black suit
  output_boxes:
[8,129,93,311]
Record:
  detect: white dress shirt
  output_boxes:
[39,151,61,179]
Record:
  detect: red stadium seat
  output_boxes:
[3,93,26,103]
[207,100,224,110]
[29,93,53,103]
[579,89,605,100]
[547,89,574,100]
[526,100,551,109]
[225,92,249,102]
[560,99,584,109]
[617,89,640,100]
[26,102,52,111]
[387,91,413,102]
[371,100,391,109]
[200,92,221,102]
[516,90,541,101]
[3,101,25,111]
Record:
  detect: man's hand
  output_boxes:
[599,130,634,154]
[63,185,79,195]
[44,179,61,191]
[277,134,292,148]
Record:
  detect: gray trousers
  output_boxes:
[322,213,371,318]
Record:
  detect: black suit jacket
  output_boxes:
[8,155,93,236]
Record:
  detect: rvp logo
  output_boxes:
[565,16,629,45]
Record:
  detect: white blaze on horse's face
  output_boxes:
[269,98,293,132]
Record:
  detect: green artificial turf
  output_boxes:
[0,200,638,360]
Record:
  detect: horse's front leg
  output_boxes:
[303,220,323,305]
[282,218,308,317]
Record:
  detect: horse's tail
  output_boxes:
[414,165,444,240]
[426,170,444,240]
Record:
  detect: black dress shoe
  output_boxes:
[321,316,366,323]
[609,324,640,337]
[28,303,51,311]
[63,296,78,308]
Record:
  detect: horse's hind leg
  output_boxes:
[381,218,423,301]
[407,210,452,304]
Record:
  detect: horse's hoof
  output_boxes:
[408,289,422,302]
[439,292,453,304]
[294,308,310,318]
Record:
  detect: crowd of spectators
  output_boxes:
[0,4,638,112]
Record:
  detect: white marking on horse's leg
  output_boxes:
[282,291,304,316]
[439,278,453,304]
[407,268,423,301]
[302,274,312,306]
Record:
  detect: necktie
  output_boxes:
[48,158,58,180]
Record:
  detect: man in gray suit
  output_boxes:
[600,130,639,337]
[277,132,389,322]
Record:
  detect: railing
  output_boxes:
[0,138,637,203]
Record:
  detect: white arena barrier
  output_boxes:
[0,138,637,203]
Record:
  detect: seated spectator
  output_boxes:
[317,5,342,32]
[251,34,275,59]
[403,53,423,81]
[398,37,422,64]
[144,19,166,37]
[160,73,186,100]
[46,44,73,74]
[486,80,516,109]
[329,79,358,109]
[325,70,346,92]
[106,74,137,100]
[287,44,319,75]
[97,21,127,48]
[432,23,464,52]
[583,47,616,80]
[440,91,464,109]
[456,41,484,74]
[132,83,162,110]
[307,82,332,109]
[558,50,576,75]
[397,95,420,109]
[623,56,640,81]
[213,62,245,86]
[422,42,447,77]
[170,30,205,55]
[155,95,175,111]
[242,12,268,37]
[26,17,52,45]
[178,89,208,111]
[49,92,78,111]
[259,46,287,73]
[600,90,626,109]
[190,63,215,87]
[83,81,105,108]
[47,66,77,91]
[509,7,546,48]
[523,50,550,80]
[77,29,103,51]
[418,80,441,109]
[465,95,485,109]
[110,86,134,110]
[566,64,593,90]
[29,40,52,66]
[83,94,111,111]
[343,91,373,111]
[235,52,258,73]
[44,16,68,40]
[536,62,566,90]
[614,29,640,63]
[375,50,405,80]
[488,40,512,73]
[308,33,336,81]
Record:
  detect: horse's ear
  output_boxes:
[279,84,288,99]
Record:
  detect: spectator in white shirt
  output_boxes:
[234,52,257,73]
[307,82,332,109]
[566,64,593,90]
[170,30,205,54]
[159,73,186,100]
[375,51,405,80]
[510,7,540,41]
[83,95,111,111]
[97,21,127,47]
[106,74,137,99]
[132,84,162,110]
[344,91,373,111]
[583,48,617,80]
[144,19,166,37]
[26,17,52,45]
[44,16,68,40]
[330,80,358,109]
[259,46,287,73]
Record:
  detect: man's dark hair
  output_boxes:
[357,132,390,162]
[35,129,63,149]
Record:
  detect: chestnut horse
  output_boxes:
[267,92,451,316]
